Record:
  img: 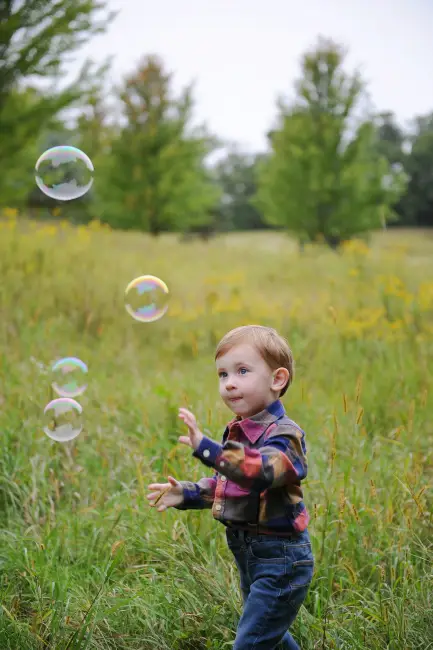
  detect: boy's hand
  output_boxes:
[147,475,184,511]
[178,407,204,450]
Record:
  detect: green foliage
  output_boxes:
[26,69,117,224]
[255,37,408,248]
[212,148,270,231]
[95,56,221,235]
[0,13,431,237]
[377,111,433,228]
[375,112,407,166]
[402,121,433,227]
[0,87,41,206]
[0,0,115,207]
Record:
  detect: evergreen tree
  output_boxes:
[98,55,221,235]
[255,37,407,248]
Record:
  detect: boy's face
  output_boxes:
[216,343,289,419]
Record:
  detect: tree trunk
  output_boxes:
[324,233,341,249]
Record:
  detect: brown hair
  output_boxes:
[215,325,294,397]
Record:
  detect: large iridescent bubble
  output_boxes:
[35,146,94,201]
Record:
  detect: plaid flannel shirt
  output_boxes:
[174,399,310,537]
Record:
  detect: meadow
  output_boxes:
[0,211,432,649]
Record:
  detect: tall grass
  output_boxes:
[0,213,432,649]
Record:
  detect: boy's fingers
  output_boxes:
[151,486,171,507]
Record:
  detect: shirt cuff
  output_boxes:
[192,435,222,468]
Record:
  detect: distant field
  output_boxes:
[0,215,432,649]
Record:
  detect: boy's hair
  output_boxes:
[215,325,294,397]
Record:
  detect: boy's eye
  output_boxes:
[218,368,248,378]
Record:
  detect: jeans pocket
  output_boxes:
[290,557,314,587]
[248,540,286,562]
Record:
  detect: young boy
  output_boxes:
[146,325,314,650]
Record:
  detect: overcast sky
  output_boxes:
[67,0,433,153]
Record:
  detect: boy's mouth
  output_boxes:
[229,397,242,402]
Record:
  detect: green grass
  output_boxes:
[0,218,432,649]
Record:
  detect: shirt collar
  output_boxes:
[225,399,286,444]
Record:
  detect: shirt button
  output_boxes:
[203,449,210,458]
[221,476,227,482]
[215,504,222,511]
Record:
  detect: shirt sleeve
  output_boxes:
[192,422,308,492]
[173,471,218,510]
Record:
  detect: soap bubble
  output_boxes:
[43,398,83,442]
[51,357,88,398]
[125,275,170,323]
[35,146,94,201]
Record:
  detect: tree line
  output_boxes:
[1,0,432,249]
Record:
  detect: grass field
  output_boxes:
[0,213,432,649]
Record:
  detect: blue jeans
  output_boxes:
[226,527,314,650]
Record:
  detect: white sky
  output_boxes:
[66,0,433,153]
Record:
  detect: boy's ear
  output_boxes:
[273,367,289,390]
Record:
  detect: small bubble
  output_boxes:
[43,398,83,442]
[51,357,88,398]
[124,275,170,323]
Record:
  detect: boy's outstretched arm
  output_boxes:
[173,471,218,510]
